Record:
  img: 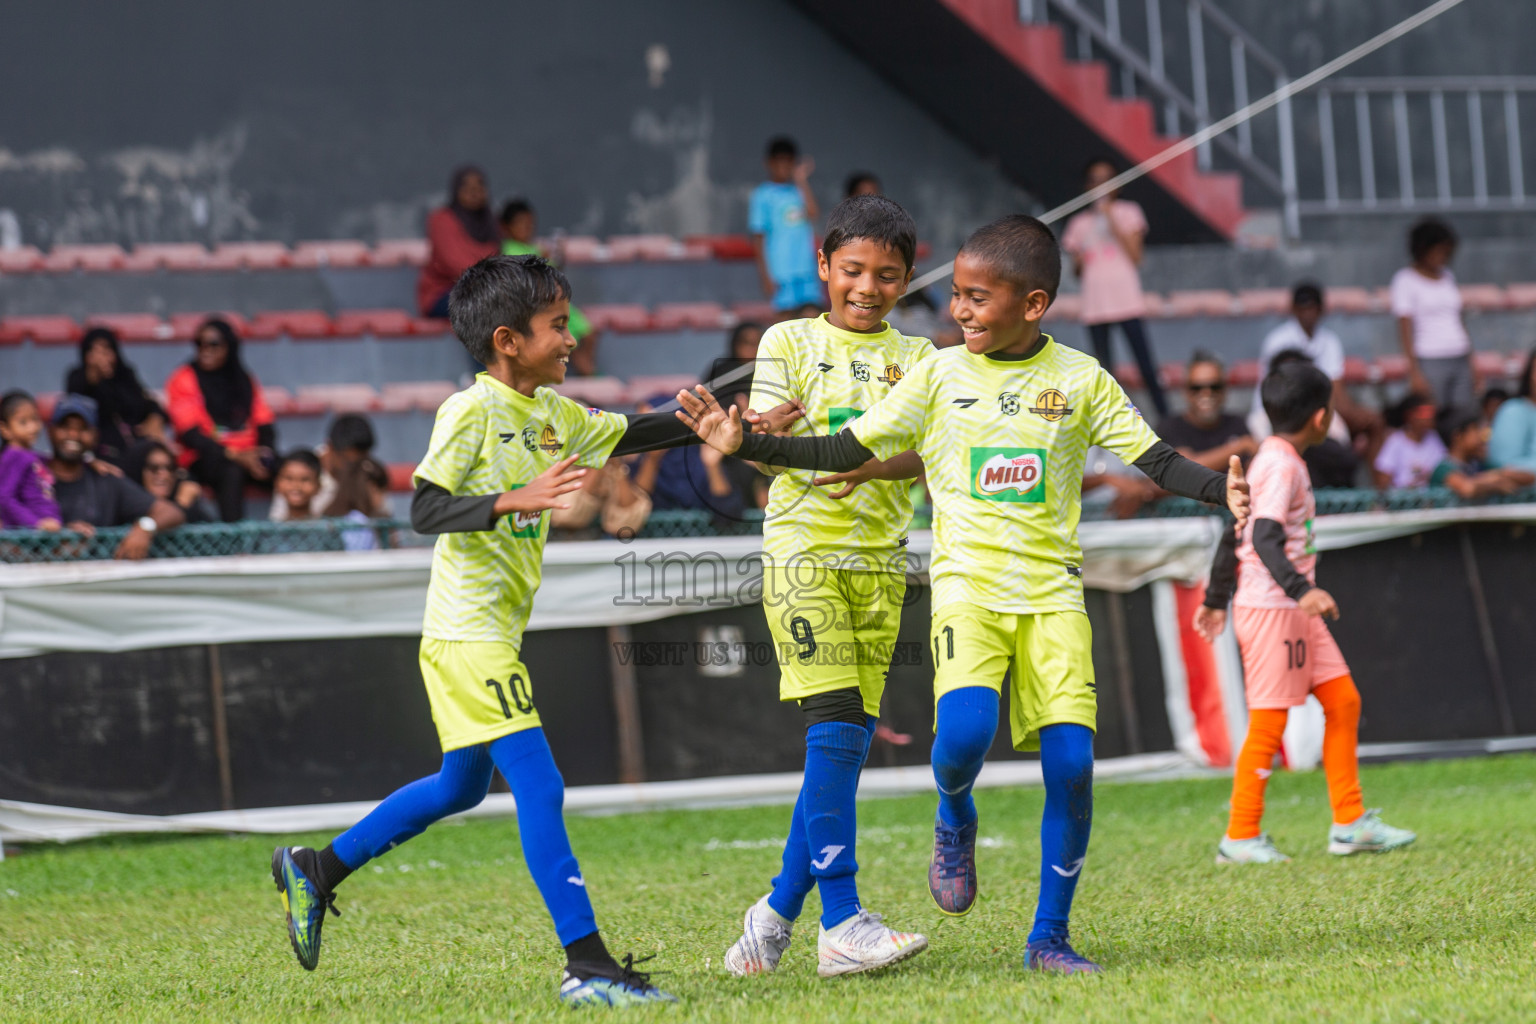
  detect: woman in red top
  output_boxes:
[416,166,500,317]
[165,318,277,522]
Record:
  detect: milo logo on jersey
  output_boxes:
[970,447,1047,503]
[504,483,544,538]
[829,406,864,433]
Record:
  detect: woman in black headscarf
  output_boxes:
[125,437,216,523]
[63,327,167,465]
[416,165,500,317]
[164,317,278,521]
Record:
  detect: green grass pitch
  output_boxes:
[3,754,1533,1022]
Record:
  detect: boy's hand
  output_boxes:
[1192,605,1227,643]
[675,386,744,455]
[495,455,586,514]
[794,156,815,185]
[813,457,881,500]
[1297,588,1339,620]
[743,399,805,436]
[36,517,61,532]
[1226,455,1251,534]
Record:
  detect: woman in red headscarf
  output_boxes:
[417,165,500,318]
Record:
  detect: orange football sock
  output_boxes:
[1226,708,1287,840]
[1314,675,1365,826]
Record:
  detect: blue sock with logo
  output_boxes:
[931,687,999,829]
[331,745,494,869]
[803,721,871,929]
[769,716,877,922]
[486,728,597,945]
[1029,723,1095,945]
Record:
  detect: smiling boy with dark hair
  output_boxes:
[679,214,1250,975]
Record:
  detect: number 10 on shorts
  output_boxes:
[485,673,534,718]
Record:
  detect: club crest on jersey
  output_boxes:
[538,424,564,454]
[998,391,1021,416]
[970,447,1047,503]
[850,360,871,382]
[1029,389,1074,421]
[586,406,603,417]
[877,363,904,386]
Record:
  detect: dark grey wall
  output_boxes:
[0,0,1031,254]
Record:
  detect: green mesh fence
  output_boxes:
[2,488,1531,563]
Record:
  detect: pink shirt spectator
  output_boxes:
[1061,200,1148,325]
[1235,436,1316,609]
[1373,428,1448,488]
[1389,267,1470,358]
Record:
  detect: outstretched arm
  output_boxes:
[676,384,873,473]
[1131,443,1250,532]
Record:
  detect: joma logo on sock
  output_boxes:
[812,845,845,870]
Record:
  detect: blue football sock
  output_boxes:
[931,687,999,829]
[1029,723,1095,945]
[803,721,871,929]
[487,728,597,946]
[769,716,876,922]
[331,745,493,869]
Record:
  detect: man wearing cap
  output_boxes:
[49,394,185,559]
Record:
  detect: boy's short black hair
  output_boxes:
[1409,217,1457,262]
[844,171,880,197]
[278,449,322,477]
[498,198,534,225]
[1188,349,1225,373]
[0,389,35,423]
[957,214,1061,301]
[1261,359,1333,433]
[1437,405,1483,446]
[328,413,375,454]
[448,254,572,364]
[1292,281,1324,308]
[820,195,917,270]
[766,136,798,160]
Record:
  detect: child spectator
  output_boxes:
[0,390,61,530]
[418,166,500,318]
[64,327,167,465]
[499,198,598,374]
[1062,157,1166,417]
[1488,347,1536,472]
[165,317,277,521]
[887,288,961,349]
[273,450,324,521]
[325,455,391,550]
[126,439,215,523]
[750,136,821,312]
[270,414,383,521]
[1195,359,1415,863]
[1392,217,1476,409]
[1374,393,1446,489]
[844,171,881,198]
[1431,408,1536,498]
[1481,387,1510,425]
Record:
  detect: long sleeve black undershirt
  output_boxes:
[1252,519,1314,601]
[1203,525,1239,609]
[411,412,700,534]
[736,430,1228,505]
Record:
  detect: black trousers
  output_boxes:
[190,449,267,522]
[1088,318,1168,418]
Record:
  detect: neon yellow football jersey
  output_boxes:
[850,336,1158,614]
[414,372,627,646]
[748,314,934,570]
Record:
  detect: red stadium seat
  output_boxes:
[261,386,296,416]
[1374,354,1410,382]
[584,304,652,332]
[558,236,607,264]
[1505,282,1536,309]
[1325,287,1375,314]
[0,246,44,273]
[1165,290,1238,317]
[1473,350,1513,378]
[84,313,172,343]
[1460,284,1508,312]
[1237,288,1292,316]
[684,235,756,261]
[601,235,652,262]
[291,240,372,268]
[1140,292,1168,318]
[730,301,777,325]
[332,308,414,337]
[379,381,459,413]
[1042,294,1081,322]
[651,302,727,330]
[553,376,629,407]
[0,315,83,345]
[206,242,291,270]
[1227,359,1262,387]
[33,392,61,420]
[295,384,379,413]
[627,374,700,406]
[43,244,127,272]
[169,311,250,339]
[122,243,211,272]
[1112,363,1143,389]
[1342,356,1373,385]
[247,310,334,339]
[386,462,417,492]
[369,238,430,267]
[409,317,453,336]
[1159,361,1187,389]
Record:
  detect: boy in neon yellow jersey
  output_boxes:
[725,195,932,978]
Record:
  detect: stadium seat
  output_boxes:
[607,234,679,261]
[584,304,651,332]
[1237,288,1292,316]
[1159,361,1187,389]
[85,313,172,342]
[1342,356,1373,385]
[247,310,334,339]
[1227,359,1262,387]
[627,374,699,406]
[1504,282,1536,309]
[0,245,44,273]
[409,317,453,336]
[1325,287,1376,314]
[730,301,777,325]
[121,243,212,272]
[1473,349,1513,378]
[651,302,727,330]
[43,244,127,272]
[206,241,291,270]
[332,308,415,337]
[1460,284,1508,312]
[552,376,629,407]
[1165,290,1238,317]
[1140,292,1167,317]
[32,391,61,420]
[1111,363,1143,389]
[291,240,372,268]
[378,380,458,413]
[369,238,430,267]
[558,236,607,263]
[684,235,756,261]
[1042,294,1081,322]
[261,386,328,416]
[1374,354,1409,382]
[169,311,250,339]
[0,315,83,345]
[295,383,379,413]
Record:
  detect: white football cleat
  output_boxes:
[724,894,794,976]
[816,909,928,978]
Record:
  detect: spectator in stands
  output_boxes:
[1431,407,1535,498]
[1157,351,1255,470]
[634,394,749,520]
[844,172,881,198]
[1482,386,1510,425]
[47,395,184,558]
[0,390,61,530]
[269,413,383,521]
[126,439,215,523]
[550,458,653,539]
[324,455,390,549]
[165,317,277,522]
[272,450,324,521]
[1489,347,1536,472]
[417,165,500,318]
[1256,283,1384,455]
[887,288,961,349]
[64,327,166,465]
[1392,217,1477,409]
[1374,393,1446,489]
[499,197,600,375]
[750,136,821,313]
[1062,157,1166,417]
